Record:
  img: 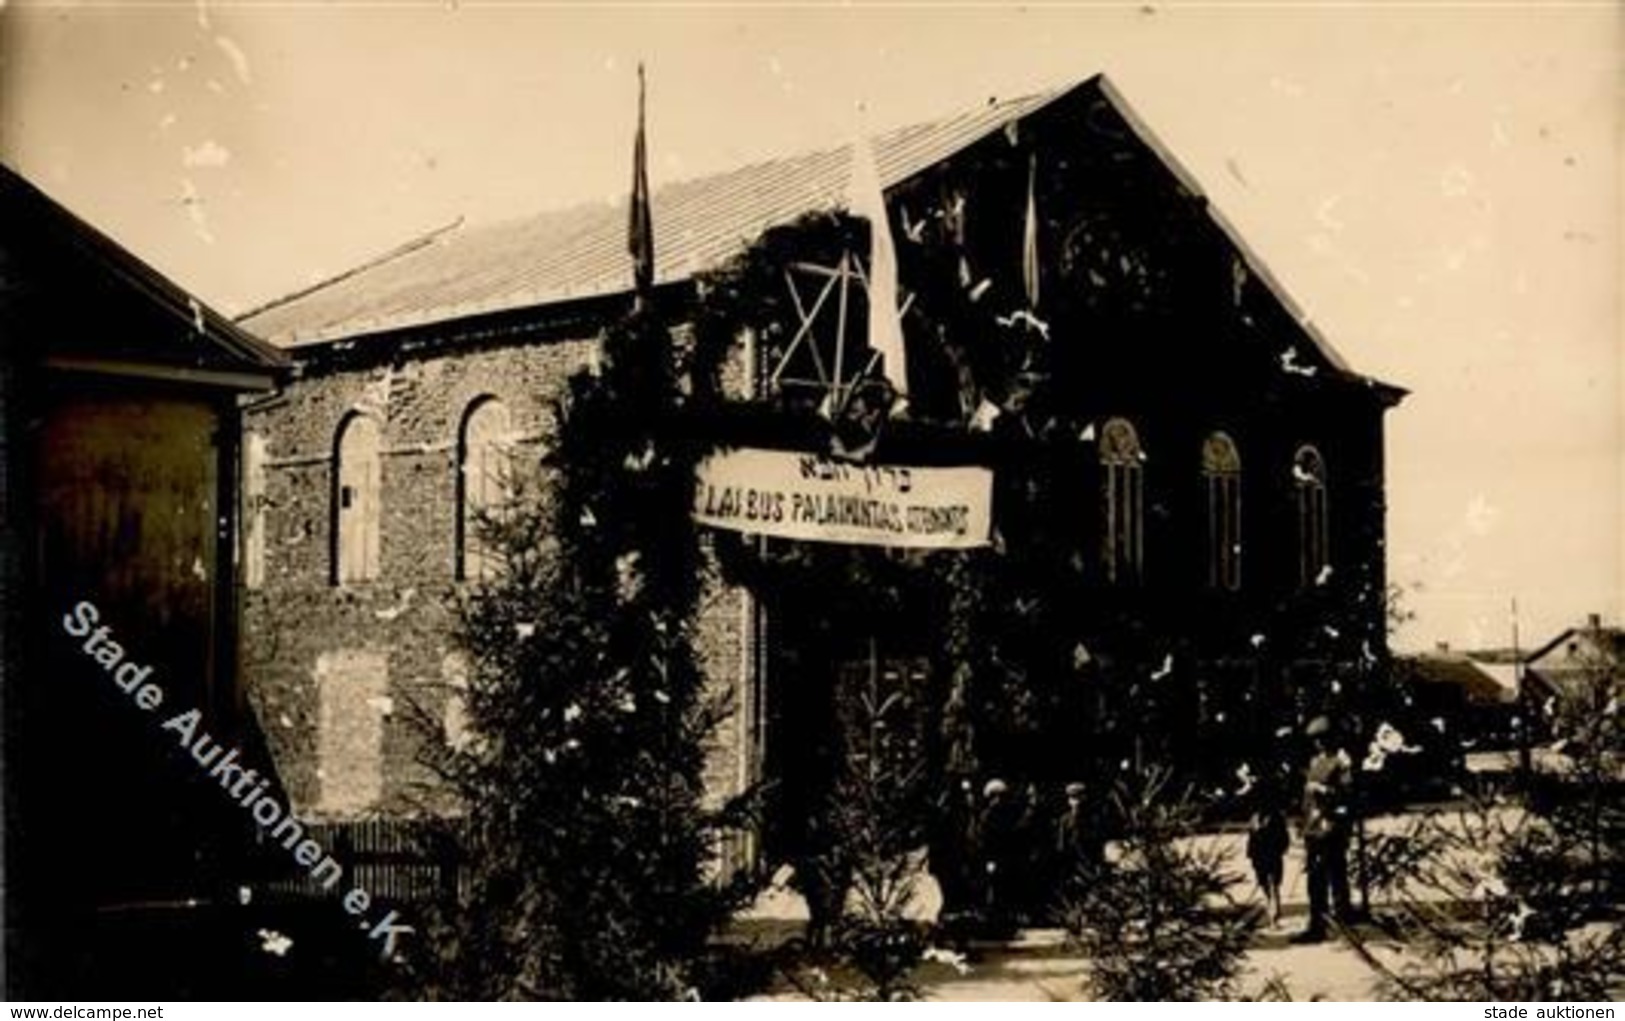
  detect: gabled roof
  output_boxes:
[1525,623,1625,668]
[1518,622,1622,708]
[1401,653,1516,706]
[239,87,1060,347]
[1,163,289,387]
[237,73,1362,386]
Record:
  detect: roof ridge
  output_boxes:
[234,215,465,323]
[237,75,1095,343]
[465,85,1066,227]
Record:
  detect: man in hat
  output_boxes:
[972,778,1019,936]
[1294,715,1354,943]
[1055,781,1105,879]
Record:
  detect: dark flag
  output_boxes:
[628,62,654,304]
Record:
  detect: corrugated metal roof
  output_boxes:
[238,87,1066,347]
[235,74,1378,390]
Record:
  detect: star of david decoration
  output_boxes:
[766,251,914,429]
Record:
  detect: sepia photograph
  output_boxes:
[1,0,1619,1003]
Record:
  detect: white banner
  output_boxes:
[693,447,993,550]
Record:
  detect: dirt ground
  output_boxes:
[731,814,1459,1001]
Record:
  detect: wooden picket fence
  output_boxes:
[256,817,467,906]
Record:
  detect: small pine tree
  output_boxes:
[413,307,739,1000]
[1348,636,1624,1001]
[783,651,930,1001]
[1523,634,1624,923]
[1346,787,1624,1001]
[1061,767,1262,1001]
[826,654,930,1000]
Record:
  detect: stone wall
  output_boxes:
[241,332,757,826]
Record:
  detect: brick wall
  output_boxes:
[242,332,758,827]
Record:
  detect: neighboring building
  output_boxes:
[1,164,288,995]
[234,74,1404,863]
[1524,613,1624,715]
[1395,646,1518,754]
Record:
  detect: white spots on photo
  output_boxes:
[180,178,215,244]
[257,929,293,957]
[1438,232,1490,274]
[1224,156,1249,190]
[1314,194,1344,234]
[1464,494,1498,537]
[215,35,252,86]
[1269,75,1305,98]
[182,139,231,169]
[373,587,416,622]
[1280,347,1317,377]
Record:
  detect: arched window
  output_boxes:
[1100,417,1144,584]
[1293,445,1329,587]
[457,397,512,581]
[1202,432,1242,591]
[333,413,382,584]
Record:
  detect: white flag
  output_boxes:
[845,136,908,400]
[1022,152,1040,309]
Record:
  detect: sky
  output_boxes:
[1,1,1618,652]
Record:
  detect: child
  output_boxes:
[1246,784,1290,927]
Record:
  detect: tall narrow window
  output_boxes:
[243,431,268,590]
[1100,417,1145,584]
[1202,432,1242,591]
[1293,445,1329,587]
[457,397,512,581]
[333,413,382,584]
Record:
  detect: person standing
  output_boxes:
[1055,781,1105,879]
[1293,716,1354,943]
[1245,778,1290,928]
[973,778,1019,937]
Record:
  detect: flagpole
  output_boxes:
[628,61,654,313]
